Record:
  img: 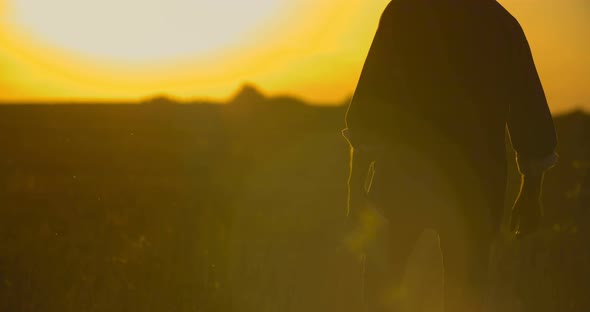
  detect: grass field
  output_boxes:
[0,93,588,311]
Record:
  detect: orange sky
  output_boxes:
[0,0,589,112]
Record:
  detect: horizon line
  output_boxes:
[0,83,353,107]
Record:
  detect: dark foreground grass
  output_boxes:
[0,102,588,311]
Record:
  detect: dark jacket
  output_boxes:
[344,0,557,228]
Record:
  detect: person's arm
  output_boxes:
[342,6,387,217]
[504,17,558,237]
[510,172,545,235]
[510,152,559,236]
[343,1,409,218]
[342,129,379,219]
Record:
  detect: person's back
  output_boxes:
[343,0,557,311]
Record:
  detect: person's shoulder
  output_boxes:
[383,0,401,11]
[379,0,415,25]
[382,0,415,14]
[490,1,525,35]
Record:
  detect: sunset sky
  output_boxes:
[0,0,588,112]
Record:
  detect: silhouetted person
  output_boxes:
[342,0,558,311]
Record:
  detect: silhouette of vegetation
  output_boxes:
[0,88,588,311]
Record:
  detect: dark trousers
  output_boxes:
[362,151,498,311]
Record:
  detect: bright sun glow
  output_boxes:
[0,0,375,102]
[0,0,588,110]
[8,0,288,63]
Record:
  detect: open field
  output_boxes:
[1,92,589,311]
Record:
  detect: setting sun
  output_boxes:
[0,0,374,103]
[0,0,589,111]
[9,0,288,63]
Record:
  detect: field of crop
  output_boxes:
[0,94,588,311]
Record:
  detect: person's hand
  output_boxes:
[509,190,543,239]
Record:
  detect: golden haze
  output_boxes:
[0,0,588,112]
